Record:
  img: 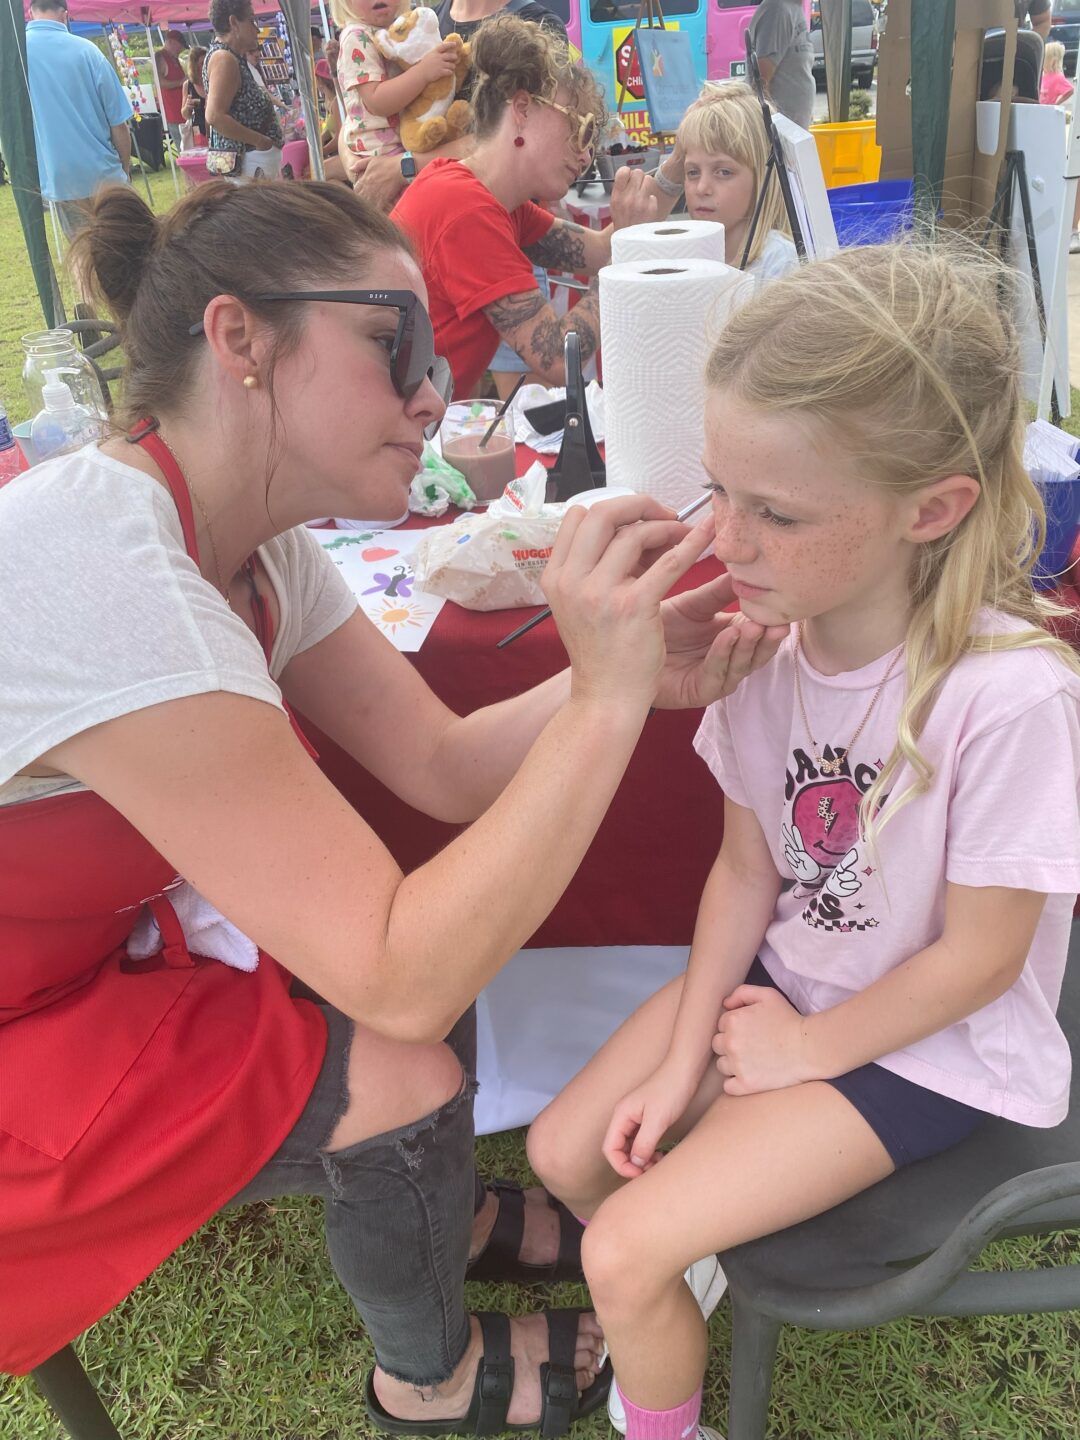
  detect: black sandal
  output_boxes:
[364,1309,612,1438]
[466,1180,584,1286]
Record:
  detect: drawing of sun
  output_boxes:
[373,599,429,634]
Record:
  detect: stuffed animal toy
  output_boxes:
[375,7,471,152]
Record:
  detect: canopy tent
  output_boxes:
[2,0,323,330]
[1,0,61,325]
[24,0,283,20]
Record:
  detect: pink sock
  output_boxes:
[619,1382,702,1440]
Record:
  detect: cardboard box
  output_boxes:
[876,0,1017,225]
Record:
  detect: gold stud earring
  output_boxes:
[243,374,258,390]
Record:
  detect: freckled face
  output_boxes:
[702,388,914,629]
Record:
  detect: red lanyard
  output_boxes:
[127,418,318,759]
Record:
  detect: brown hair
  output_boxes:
[470,15,606,141]
[67,180,410,428]
[186,46,207,85]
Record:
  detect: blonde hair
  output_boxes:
[1044,40,1066,75]
[470,14,606,141]
[704,239,1080,841]
[677,81,789,269]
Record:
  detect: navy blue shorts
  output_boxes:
[746,959,985,1169]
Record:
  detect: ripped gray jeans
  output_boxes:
[229,1004,480,1387]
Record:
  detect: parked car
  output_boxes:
[1049,1,1080,78]
[809,0,878,90]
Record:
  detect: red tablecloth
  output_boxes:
[309,558,726,951]
[308,446,725,949]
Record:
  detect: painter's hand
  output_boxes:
[610,164,660,229]
[544,495,706,712]
[655,533,788,709]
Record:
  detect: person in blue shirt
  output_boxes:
[26,0,132,243]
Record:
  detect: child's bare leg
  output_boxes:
[581,1082,894,1412]
[528,975,726,1219]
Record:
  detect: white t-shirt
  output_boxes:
[748,229,799,285]
[694,614,1080,1127]
[0,447,358,807]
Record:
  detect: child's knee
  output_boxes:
[582,1198,681,1313]
[525,1105,557,1184]
[526,1102,580,1197]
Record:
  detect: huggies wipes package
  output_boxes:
[411,462,564,610]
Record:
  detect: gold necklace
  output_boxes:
[793,624,904,777]
[155,429,233,611]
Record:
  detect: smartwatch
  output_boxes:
[400,151,416,180]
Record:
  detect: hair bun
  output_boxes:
[67,184,160,326]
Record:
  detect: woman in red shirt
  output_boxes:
[392,16,658,397]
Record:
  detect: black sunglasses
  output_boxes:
[187,290,450,416]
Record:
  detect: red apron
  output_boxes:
[0,428,326,1375]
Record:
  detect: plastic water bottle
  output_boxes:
[29,369,99,463]
[0,399,14,453]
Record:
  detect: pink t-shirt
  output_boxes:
[1041,71,1074,106]
[694,613,1080,1127]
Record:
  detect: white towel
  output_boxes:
[126,881,259,972]
[510,382,606,456]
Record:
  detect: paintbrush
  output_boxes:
[480,374,527,449]
[496,490,713,649]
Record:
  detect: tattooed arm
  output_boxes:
[483,282,601,386]
[523,219,613,277]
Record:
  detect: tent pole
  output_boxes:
[278,4,324,181]
[144,20,181,198]
[316,0,344,125]
[46,200,70,320]
[0,0,63,326]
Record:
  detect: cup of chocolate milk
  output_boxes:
[440,401,516,505]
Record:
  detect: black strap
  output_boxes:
[538,1310,581,1439]
[554,1197,584,1282]
[470,1313,514,1437]
[467,1180,526,1283]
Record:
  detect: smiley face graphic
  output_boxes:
[790,777,862,866]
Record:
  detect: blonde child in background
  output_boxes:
[1040,40,1074,106]
[528,240,1080,1440]
[650,81,798,281]
[332,0,460,181]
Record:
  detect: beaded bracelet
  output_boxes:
[653,162,683,197]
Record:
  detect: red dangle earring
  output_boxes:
[514,135,525,147]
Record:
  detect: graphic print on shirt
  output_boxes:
[782,745,884,933]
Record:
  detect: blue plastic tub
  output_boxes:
[1033,474,1080,591]
[827,179,915,246]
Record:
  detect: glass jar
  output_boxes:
[21,330,108,424]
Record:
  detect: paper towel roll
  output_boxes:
[611,219,726,265]
[599,259,752,511]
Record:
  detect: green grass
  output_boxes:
[0,164,180,428]
[5,176,1080,1439]
[4,1129,1080,1439]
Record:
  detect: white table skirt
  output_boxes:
[474,945,689,1135]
